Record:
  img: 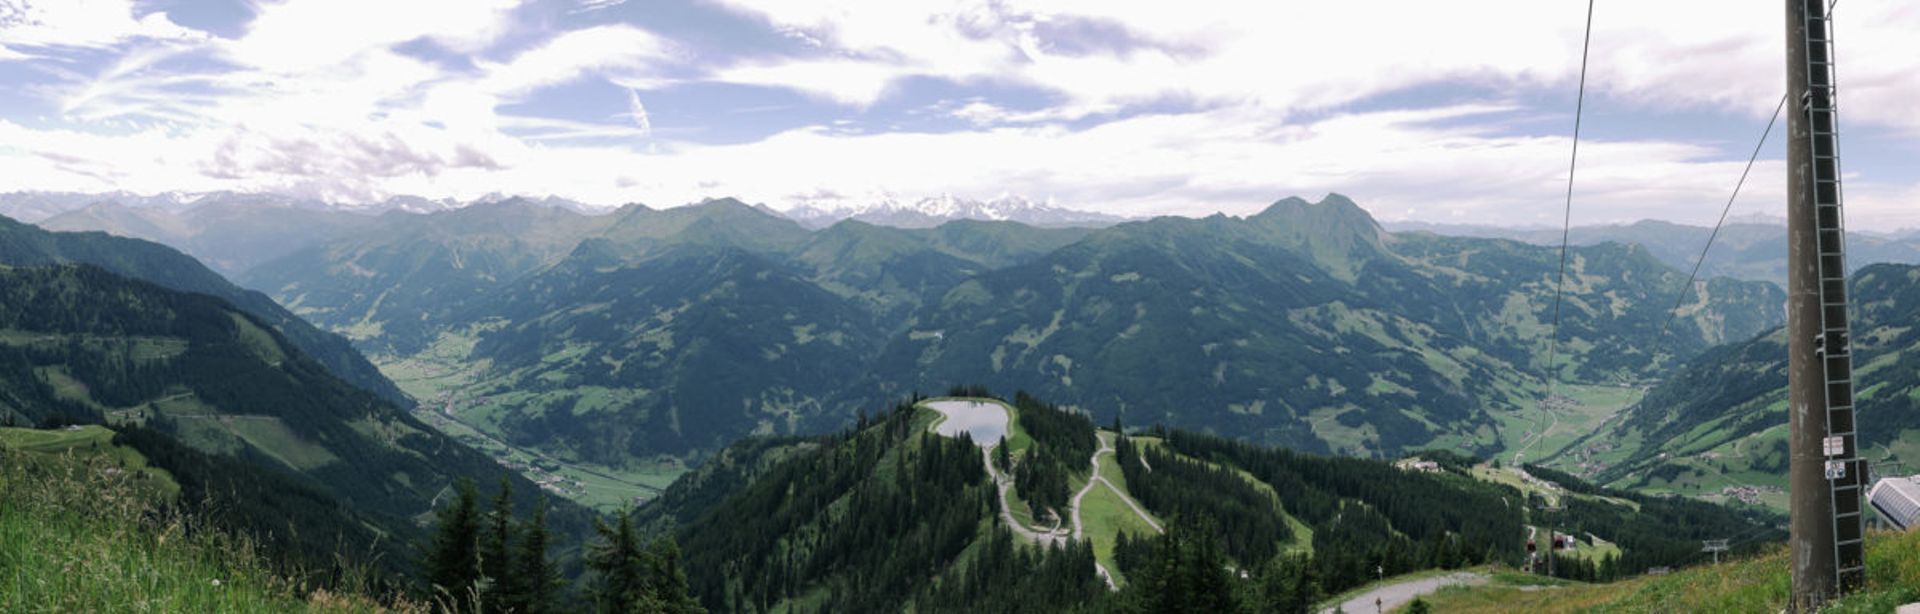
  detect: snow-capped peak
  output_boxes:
[776,192,1124,229]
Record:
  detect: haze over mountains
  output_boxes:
[12,190,1917,502]
[23,189,1920,289]
[0,260,596,558]
[0,214,406,404]
[1552,263,1920,504]
[1387,218,1920,287]
[7,192,1796,468]
[781,193,1129,229]
[8,188,1920,610]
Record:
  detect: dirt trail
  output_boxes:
[981,446,1069,547]
[1071,434,1163,539]
[965,422,1162,592]
[1067,434,1164,591]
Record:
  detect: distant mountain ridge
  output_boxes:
[0,264,594,550]
[778,193,1129,229]
[1385,218,1920,286]
[1555,262,1920,504]
[221,193,1784,468]
[0,214,408,405]
[1,190,1125,230]
[0,190,599,222]
[9,191,1115,276]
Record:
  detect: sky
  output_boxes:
[1,0,1917,227]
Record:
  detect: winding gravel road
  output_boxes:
[981,445,1070,547]
[1068,433,1164,590]
[935,404,1163,593]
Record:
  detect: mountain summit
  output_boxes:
[780,193,1127,229]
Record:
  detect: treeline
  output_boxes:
[911,529,1106,613]
[1012,391,1097,459]
[1010,391,1097,519]
[1539,550,1622,583]
[1014,443,1074,518]
[422,477,698,613]
[0,264,596,550]
[1101,522,1324,613]
[1115,435,1291,564]
[1524,464,1785,574]
[627,394,1790,612]
[641,399,1115,613]
[673,402,994,611]
[1152,429,1520,595]
[0,347,107,427]
[0,263,607,606]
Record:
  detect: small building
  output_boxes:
[1394,458,1441,473]
[1868,475,1920,531]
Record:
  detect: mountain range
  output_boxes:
[3,191,1123,277]
[0,214,407,405]
[0,262,594,558]
[779,193,1128,228]
[1386,218,1920,287]
[32,189,1920,294]
[7,186,1895,610]
[1550,262,1920,508]
[111,193,1780,473]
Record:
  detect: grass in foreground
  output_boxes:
[1415,528,1920,613]
[0,432,414,613]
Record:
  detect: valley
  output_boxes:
[186,195,1787,499]
[379,326,685,512]
[8,1,1920,609]
[0,193,1815,524]
[0,200,1902,611]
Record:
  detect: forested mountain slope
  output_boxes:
[207,195,1782,467]
[1556,263,1920,507]
[0,214,406,405]
[1386,218,1920,287]
[0,265,592,555]
[632,392,1780,613]
[869,196,1781,455]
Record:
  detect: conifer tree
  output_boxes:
[646,538,703,614]
[513,497,563,614]
[1254,554,1322,614]
[588,510,657,613]
[427,478,483,612]
[481,477,517,612]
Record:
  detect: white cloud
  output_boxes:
[573,0,629,13]
[0,0,208,55]
[226,0,520,74]
[626,89,652,137]
[478,24,674,97]
[1,0,1915,230]
[701,0,1920,134]
[712,58,905,106]
[501,102,1872,227]
[9,1,681,203]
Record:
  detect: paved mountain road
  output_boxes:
[1319,572,1487,614]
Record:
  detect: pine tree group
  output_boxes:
[586,510,702,613]
[424,477,569,613]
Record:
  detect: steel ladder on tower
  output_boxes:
[1799,0,1866,592]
